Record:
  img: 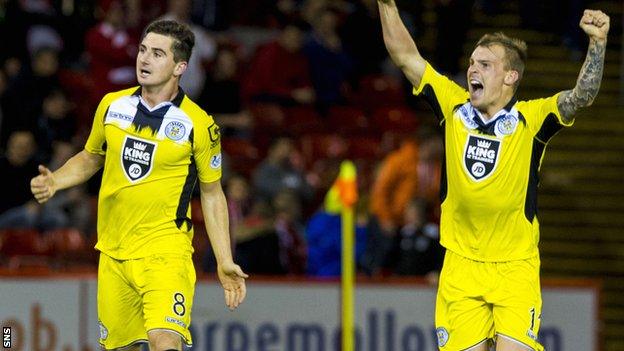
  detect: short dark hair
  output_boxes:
[475,32,527,90]
[142,20,195,63]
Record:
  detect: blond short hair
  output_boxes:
[475,32,528,90]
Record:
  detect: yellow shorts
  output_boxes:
[97,252,196,350]
[435,250,544,351]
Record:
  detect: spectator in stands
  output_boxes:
[0,70,7,151]
[252,137,315,204]
[305,178,368,277]
[226,174,252,238]
[303,7,353,113]
[0,1,27,79]
[34,89,76,163]
[369,129,443,235]
[339,0,386,78]
[41,142,92,234]
[434,0,475,80]
[273,190,307,274]
[161,0,217,100]
[85,0,137,103]
[230,200,283,274]
[0,130,64,230]
[243,21,316,107]
[1,46,61,148]
[200,47,252,139]
[392,197,443,281]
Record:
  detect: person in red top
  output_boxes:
[243,21,315,106]
[85,0,137,103]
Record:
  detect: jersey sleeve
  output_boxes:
[522,93,573,142]
[194,115,222,183]
[413,63,469,122]
[84,93,113,155]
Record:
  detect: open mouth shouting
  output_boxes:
[469,77,484,100]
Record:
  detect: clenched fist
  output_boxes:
[580,9,610,41]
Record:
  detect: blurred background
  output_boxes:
[0,0,622,349]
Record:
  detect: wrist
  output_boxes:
[589,36,607,45]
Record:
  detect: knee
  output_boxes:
[147,330,182,351]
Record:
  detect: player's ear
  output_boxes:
[173,61,188,77]
[504,70,519,87]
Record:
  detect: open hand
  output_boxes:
[217,262,249,310]
[30,165,56,203]
[580,9,610,41]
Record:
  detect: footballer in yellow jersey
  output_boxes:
[85,86,221,260]
[378,1,609,350]
[31,20,248,351]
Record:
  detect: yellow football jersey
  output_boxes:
[85,87,222,260]
[414,63,573,261]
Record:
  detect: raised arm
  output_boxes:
[30,150,104,203]
[199,180,248,310]
[378,0,426,87]
[557,10,610,123]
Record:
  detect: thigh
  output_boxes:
[435,251,495,350]
[491,256,544,351]
[135,254,196,347]
[97,254,148,350]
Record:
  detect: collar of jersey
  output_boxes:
[132,86,185,112]
[471,97,517,126]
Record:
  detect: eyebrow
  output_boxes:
[139,44,167,56]
[469,57,493,63]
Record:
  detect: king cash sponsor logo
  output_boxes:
[121,136,156,182]
[464,134,501,181]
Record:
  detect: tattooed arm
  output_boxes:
[557,10,610,123]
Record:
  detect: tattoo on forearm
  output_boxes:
[557,40,606,121]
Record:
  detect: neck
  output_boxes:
[141,80,179,108]
[477,94,515,121]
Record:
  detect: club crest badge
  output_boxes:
[463,135,501,181]
[165,121,186,141]
[121,136,156,182]
[495,113,518,137]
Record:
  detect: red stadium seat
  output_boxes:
[47,228,86,253]
[327,106,370,136]
[347,136,382,160]
[45,228,100,269]
[222,138,261,176]
[356,74,405,111]
[284,106,326,135]
[249,103,286,129]
[0,229,49,256]
[0,229,52,270]
[299,134,348,165]
[371,106,419,133]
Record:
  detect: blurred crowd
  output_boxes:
[0,0,587,279]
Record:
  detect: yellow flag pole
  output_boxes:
[337,160,357,351]
[341,204,355,351]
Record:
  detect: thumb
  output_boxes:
[38,165,52,177]
[234,265,249,279]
